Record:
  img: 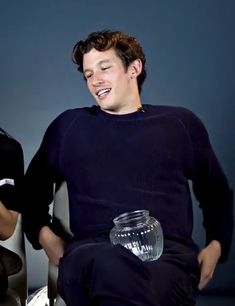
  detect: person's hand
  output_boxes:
[39,226,66,266]
[197,240,221,290]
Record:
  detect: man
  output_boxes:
[0,128,23,301]
[22,30,233,306]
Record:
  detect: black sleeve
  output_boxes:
[22,117,65,250]
[182,109,233,262]
[0,132,24,212]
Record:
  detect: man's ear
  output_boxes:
[129,59,142,78]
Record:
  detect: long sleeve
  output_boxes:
[0,130,24,212]
[22,118,64,249]
[193,145,233,262]
[182,110,233,262]
[22,109,78,249]
[22,150,55,249]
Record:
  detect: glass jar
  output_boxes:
[109,210,163,262]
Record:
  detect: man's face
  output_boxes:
[83,48,137,114]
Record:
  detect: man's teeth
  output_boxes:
[97,88,111,97]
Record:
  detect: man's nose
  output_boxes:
[92,72,104,86]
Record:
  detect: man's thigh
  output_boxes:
[145,242,200,306]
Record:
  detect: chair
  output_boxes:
[47,181,72,306]
[0,214,27,306]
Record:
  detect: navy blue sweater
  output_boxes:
[23,105,233,261]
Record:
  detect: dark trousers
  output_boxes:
[57,239,200,306]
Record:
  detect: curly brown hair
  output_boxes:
[72,30,146,93]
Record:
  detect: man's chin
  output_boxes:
[98,103,117,114]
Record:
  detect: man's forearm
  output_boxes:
[0,201,18,240]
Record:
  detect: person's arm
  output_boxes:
[179,108,233,288]
[0,201,18,240]
[22,138,60,249]
[22,111,70,249]
[39,225,66,266]
[0,131,24,239]
[191,131,233,264]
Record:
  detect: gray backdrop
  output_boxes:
[0,0,234,292]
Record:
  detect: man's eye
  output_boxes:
[85,74,92,79]
[101,66,111,71]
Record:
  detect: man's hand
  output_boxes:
[197,240,221,290]
[39,226,66,266]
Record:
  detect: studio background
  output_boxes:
[0,0,234,292]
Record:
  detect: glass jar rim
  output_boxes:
[113,209,149,225]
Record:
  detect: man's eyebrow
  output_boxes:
[83,59,112,73]
[98,59,111,65]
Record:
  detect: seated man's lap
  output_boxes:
[58,239,199,306]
